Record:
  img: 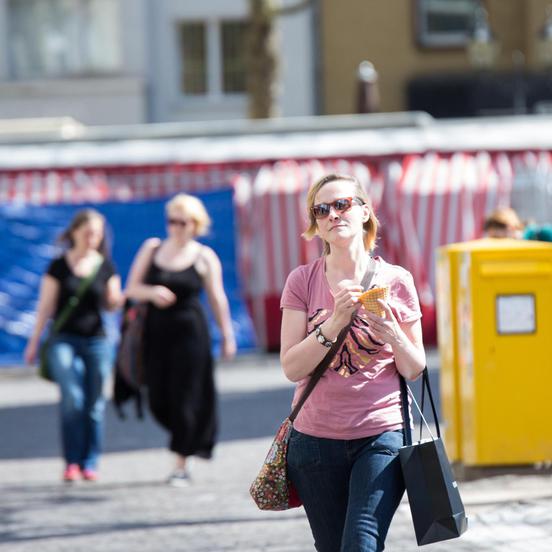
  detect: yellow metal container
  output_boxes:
[435,243,466,462]
[444,239,552,466]
[435,240,495,462]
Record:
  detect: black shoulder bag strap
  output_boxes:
[289,256,376,423]
[50,257,103,336]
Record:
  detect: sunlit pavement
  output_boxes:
[1,351,551,551]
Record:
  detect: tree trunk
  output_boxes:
[245,0,313,119]
[246,0,278,119]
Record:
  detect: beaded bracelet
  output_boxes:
[315,325,337,348]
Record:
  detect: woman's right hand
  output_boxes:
[24,339,38,365]
[330,281,363,327]
[149,285,177,308]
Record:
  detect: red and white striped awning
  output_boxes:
[0,164,246,205]
[379,152,514,296]
[2,150,551,347]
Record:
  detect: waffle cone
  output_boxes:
[359,286,389,317]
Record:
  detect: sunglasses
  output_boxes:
[167,218,190,227]
[311,197,364,220]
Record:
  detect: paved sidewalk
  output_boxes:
[1,353,551,551]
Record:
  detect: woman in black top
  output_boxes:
[125,193,236,486]
[24,209,123,482]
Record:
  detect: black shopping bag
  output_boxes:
[399,371,468,546]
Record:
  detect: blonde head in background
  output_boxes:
[165,193,211,237]
[483,207,524,239]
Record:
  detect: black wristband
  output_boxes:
[315,325,337,348]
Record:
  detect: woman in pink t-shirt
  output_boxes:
[281,174,426,552]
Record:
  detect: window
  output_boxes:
[178,19,248,97]
[179,23,207,95]
[416,0,479,48]
[7,0,121,79]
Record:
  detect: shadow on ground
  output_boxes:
[0,372,440,461]
[0,515,306,546]
[0,386,295,460]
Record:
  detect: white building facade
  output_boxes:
[0,0,315,125]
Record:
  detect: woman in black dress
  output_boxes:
[125,194,236,485]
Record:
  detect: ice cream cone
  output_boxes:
[358,286,389,317]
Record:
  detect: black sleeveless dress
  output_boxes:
[143,259,216,459]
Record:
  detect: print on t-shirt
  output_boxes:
[308,308,385,378]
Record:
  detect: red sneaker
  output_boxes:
[63,464,80,482]
[82,469,98,482]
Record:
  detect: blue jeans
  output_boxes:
[47,334,113,470]
[287,429,405,552]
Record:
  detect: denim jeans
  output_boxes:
[287,428,405,552]
[47,334,113,470]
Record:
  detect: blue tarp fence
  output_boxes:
[0,189,256,366]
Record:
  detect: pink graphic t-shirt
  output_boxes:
[280,256,422,440]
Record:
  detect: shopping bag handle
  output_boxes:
[400,368,441,447]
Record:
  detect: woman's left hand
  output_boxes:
[364,299,402,346]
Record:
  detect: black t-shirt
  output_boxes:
[47,256,117,337]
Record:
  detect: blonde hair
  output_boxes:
[302,174,378,254]
[483,207,523,234]
[165,193,211,237]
